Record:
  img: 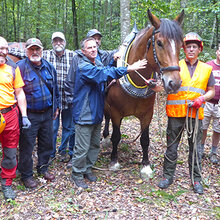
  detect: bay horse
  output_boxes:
[103,9,184,180]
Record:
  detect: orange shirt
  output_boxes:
[0,63,24,109]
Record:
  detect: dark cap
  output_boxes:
[26,38,43,49]
[86,29,102,37]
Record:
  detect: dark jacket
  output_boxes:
[17,58,60,113]
[65,50,127,125]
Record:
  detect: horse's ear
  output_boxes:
[174,10,184,26]
[147,9,161,29]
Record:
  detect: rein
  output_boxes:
[151,28,180,76]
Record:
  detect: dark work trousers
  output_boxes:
[0,106,19,185]
[164,117,203,182]
[18,108,53,181]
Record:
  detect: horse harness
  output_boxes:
[150,28,180,77]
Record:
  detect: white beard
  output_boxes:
[30,55,41,63]
[53,45,65,52]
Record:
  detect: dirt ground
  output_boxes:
[0,93,219,219]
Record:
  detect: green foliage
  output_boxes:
[0,0,218,53]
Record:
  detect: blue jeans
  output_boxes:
[52,107,75,157]
[18,108,53,181]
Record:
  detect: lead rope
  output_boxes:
[186,106,207,186]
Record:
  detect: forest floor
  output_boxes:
[0,92,219,220]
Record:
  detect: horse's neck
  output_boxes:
[126,28,155,85]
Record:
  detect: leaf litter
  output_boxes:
[0,91,219,219]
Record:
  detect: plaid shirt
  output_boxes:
[43,49,76,110]
[9,47,76,110]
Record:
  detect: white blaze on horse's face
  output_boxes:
[169,39,176,56]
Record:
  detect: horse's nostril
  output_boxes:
[168,80,174,89]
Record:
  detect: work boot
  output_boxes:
[2,185,16,200]
[209,153,219,164]
[42,171,55,181]
[84,173,97,182]
[1,178,16,200]
[71,176,88,189]
[193,181,204,194]
[158,178,173,189]
[23,177,38,189]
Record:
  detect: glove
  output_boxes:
[22,116,31,129]
[191,96,205,109]
[146,79,157,89]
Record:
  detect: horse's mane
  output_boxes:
[159,18,183,43]
[135,18,183,44]
[135,25,151,41]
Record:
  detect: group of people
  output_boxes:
[0,29,219,200]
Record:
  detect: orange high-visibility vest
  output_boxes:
[166,59,212,119]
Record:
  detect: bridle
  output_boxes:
[151,28,180,77]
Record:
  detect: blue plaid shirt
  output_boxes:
[17,58,60,111]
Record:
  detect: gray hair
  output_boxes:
[80,37,96,50]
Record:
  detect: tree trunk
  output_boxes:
[109,0,113,39]
[98,0,101,31]
[92,0,95,27]
[103,0,108,30]
[120,0,130,43]
[63,0,68,35]
[71,0,78,49]
[216,12,219,48]
[36,0,41,38]
[209,16,216,48]
[17,0,20,41]
[12,0,17,40]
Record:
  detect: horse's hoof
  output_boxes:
[109,162,121,171]
[101,137,111,147]
[140,165,154,181]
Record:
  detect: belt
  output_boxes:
[0,103,17,114]
[28,106,52,113]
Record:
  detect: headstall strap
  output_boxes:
[151,28,180,76]
[152,28,161,72]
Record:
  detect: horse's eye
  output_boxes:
[157,40,163,47]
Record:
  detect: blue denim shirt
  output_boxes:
[17,58,60,112]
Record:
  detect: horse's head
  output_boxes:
[147,9,184,94]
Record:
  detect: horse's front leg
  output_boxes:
[103,112,110,138]
[109,123,121,171]
[101,112,112,147]
[140,126,154,180]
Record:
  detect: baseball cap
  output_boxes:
[86,29,102,37]
[52,32,66,41]
[26,38,43,49]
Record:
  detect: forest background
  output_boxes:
[0,1,219,219]
[0,0,219,61]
